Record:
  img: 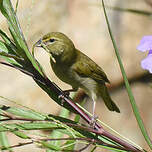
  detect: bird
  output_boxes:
[34,32,120,120]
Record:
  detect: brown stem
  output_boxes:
[0,141,33,150]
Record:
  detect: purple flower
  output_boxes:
[137,36,152,73]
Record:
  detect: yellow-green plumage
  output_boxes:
[36,32,120,113]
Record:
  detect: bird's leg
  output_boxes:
[58,94,65,106]
[90,97,98,128]
[93,99,96,120]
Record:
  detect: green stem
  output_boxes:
[101,0,152,150]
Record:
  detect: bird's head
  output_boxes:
[35,32,76,64]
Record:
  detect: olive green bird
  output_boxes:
[35,32,120,118]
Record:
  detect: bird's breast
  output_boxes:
[50,61,80,89]
[50,61,98,98]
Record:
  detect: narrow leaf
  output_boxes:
[0,111,12,151]
[41,141,61,151]
[13,130,30,139]
[1,106,45,120]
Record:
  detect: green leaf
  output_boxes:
[0,106,45,120]
[0,132,12,152]
[12,130,30,139]
[0,40,23,62]
[41,141,61,151]
[62,140,75,151]
[0,111,12,152]
[0,40,13,55]
[0,29,19,56]
[0,122,58,131]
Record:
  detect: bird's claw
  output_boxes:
[63,90,70,96]
[58,94,65,106]
[90,115,98,128]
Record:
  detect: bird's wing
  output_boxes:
[73,52,110,83]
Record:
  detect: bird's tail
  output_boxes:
[98,84,120,113]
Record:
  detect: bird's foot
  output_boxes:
[90,115,98,128]
[63,90,70,97]
[58,94,65,106]
[58,89,77,106]
[63,89,77,97]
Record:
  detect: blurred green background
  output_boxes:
[0,0,152,151]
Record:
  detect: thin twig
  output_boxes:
[0,141,33,150]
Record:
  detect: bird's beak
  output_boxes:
[32,38,43,56]
[35,38,42,47]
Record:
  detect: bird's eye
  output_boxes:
[49,38,55,43]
